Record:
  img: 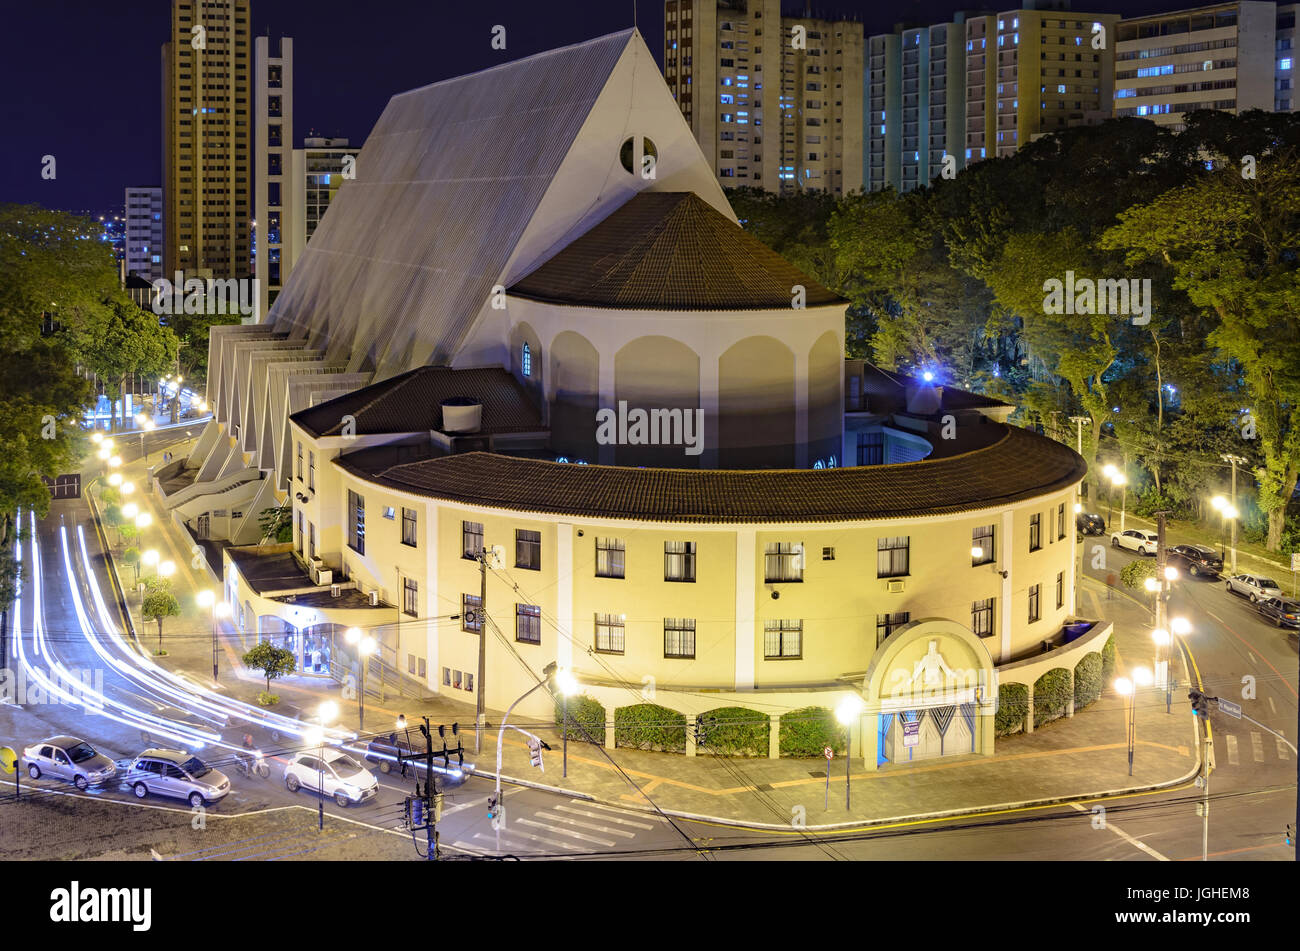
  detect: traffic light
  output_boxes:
[438,724,446,738]
[1188,690,1210,717]
[1287,823,1295,847]
[487,793,499,819]
[451,722,459,736]
[528,738,543,768]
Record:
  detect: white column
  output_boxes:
[1000,508,1014,664]
[794,346,809,469]
[597,352,615,465]
[425,502,439,692]
[700,348,720,469]
[556,522,574,670]
[734,528,756,689]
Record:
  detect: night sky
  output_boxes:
[2,0,1180,212]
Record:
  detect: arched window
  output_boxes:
[521,341,532,378]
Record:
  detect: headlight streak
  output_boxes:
[72,524,355,748]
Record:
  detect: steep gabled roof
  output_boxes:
[509,192,845,310]
[290,366,544,439]
[266,30,637,373]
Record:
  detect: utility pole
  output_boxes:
[395,716,444,861]
[475,548,488,753]
[1221,454,1247,574]
[1153,511,1171,710]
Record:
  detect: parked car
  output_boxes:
[125,749,230,807]
[22,737,116,790]
[284,749,378,806]
[1075,512,1106,536]
[1111,529,1159,555]
[1166,544,1224,578]
[1255,597,1300,628]
[364,732,471,786]
[1225,574,1284,603]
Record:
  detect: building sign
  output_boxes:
[903,721,920,748]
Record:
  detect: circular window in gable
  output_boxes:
[619,136,659,177]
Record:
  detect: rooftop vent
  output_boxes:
[441,397,482,434]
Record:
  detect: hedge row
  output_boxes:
[614,703,687,752]
[553,694,606,744]
[995,683,1028,736]
[697,706,769,757]
[1033,667,1073,728]
[1074,652,1103,709]
[778,705,844,757]
[1101,633,1117,683]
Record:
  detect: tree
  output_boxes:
[1101,148,1300,550]
[242,641,297,694]
[71,297,179,432]
[142,586,181,652]
[257,504,293,544]
[1120,558,1157,591]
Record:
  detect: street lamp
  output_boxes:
[122,503,139,521]
[835,694,865,810]
[197,589,229,681]
[344,626,376,732]
[1152,629,1172,713]
[554,667,579,778]
[1116,668,1152,776]
[121,481,135,496]
[134,512,152,531]
[135,414,156,462]
[1103,464,1128,530]
[108,472,123,488]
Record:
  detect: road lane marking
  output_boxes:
[517,817,616,847]
[1068,802,1169,861]
[555,803,656,830]
[1225,734,1239,765]
[1270,696,1277,715]
[1278,737,1290,760]
[490,826,584,851]
[473,830,579,853]
[440,786,523,817]
[1251,732,1265,762]
[579,799,670,823]
[536,809,636,838]
[1248,650,1257,664]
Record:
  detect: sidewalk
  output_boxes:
[95,448,1200,829]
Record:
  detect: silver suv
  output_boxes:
[127,749,230,807]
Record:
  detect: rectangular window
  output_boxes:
[408,653,416,675]
[1029,584,1041,623]
[515,603,541,644]
[462,521,483,560]
[308,522,316,561]
[418,657,426,679]
[664,617,696,658]
[296,442,302,481]
[1029,514,1042,552]
[308,451,315,491]
[401,507,418,547]
[972,524,995,565]
[664,541,696,582]
[1056,571,1065,609]
[764,542,804,583]
[295,510,303,552]
[857,430,884,465]
[876,611,910,647]
[594,613,626,653]
[403,577,418,617]
[347,489,365,555]
[596,537,625,578]
[1057,502,1066,540]
[516,529,541,571]
[461,593,482,633]
[972,598,995,638]
[877,536,910,578]
[763,619,803,659]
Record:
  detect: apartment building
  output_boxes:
[1114,1,1292,127]
[663,0,863,195]
[161,0,252,282]
[124,187,164,283]
[254,35,292,320]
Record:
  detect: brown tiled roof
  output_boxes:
[508,192,846,310]
[334,424,1085,523]
[290,366,545,439]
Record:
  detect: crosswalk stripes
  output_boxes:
[1225,734,1239,765]
[451,797,664,857]
[1251,732,1265,762]
[1278,737,1290,761]
[1214,731,1292,769]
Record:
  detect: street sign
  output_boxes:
[903,721,920,748]
[1217,698,1242,719]
[823,747,833,760]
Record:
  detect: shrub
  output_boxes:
[1120,557,1157,590]
[1101,633,1116,683]
[257,691,280,706]
[614,703,687,752]
[1074,652,1103,709]
[779,706,843,757]
[1033,668,1073,728]
[100,487,120,507]
[995,683,1028,736]
[554,694,606,744]
[697,706,769,757]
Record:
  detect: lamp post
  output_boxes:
[835,695,865,810]
[1152,629,1171,713]
[308,700,338,831]
[1103,464,1127,530]
[1210,496,1239,573]
[198,589,229,681]
[1220,454,1247,574]
[135,414,156,462]
[1115,667,1152,776]
[554,667,578,779]
[344,626,376,733]
[490,662,559,836]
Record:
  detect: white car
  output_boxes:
[1225,573,1284,603]
[1110,529,1159,555]
[284,749,378,807]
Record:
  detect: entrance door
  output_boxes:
[196,513,210,539]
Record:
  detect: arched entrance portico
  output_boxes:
[860,618,997,770]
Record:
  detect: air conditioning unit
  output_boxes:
[310,564,332,586]
[369,589,380,606]
[887,580,905,594]
[330,583,341,598]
